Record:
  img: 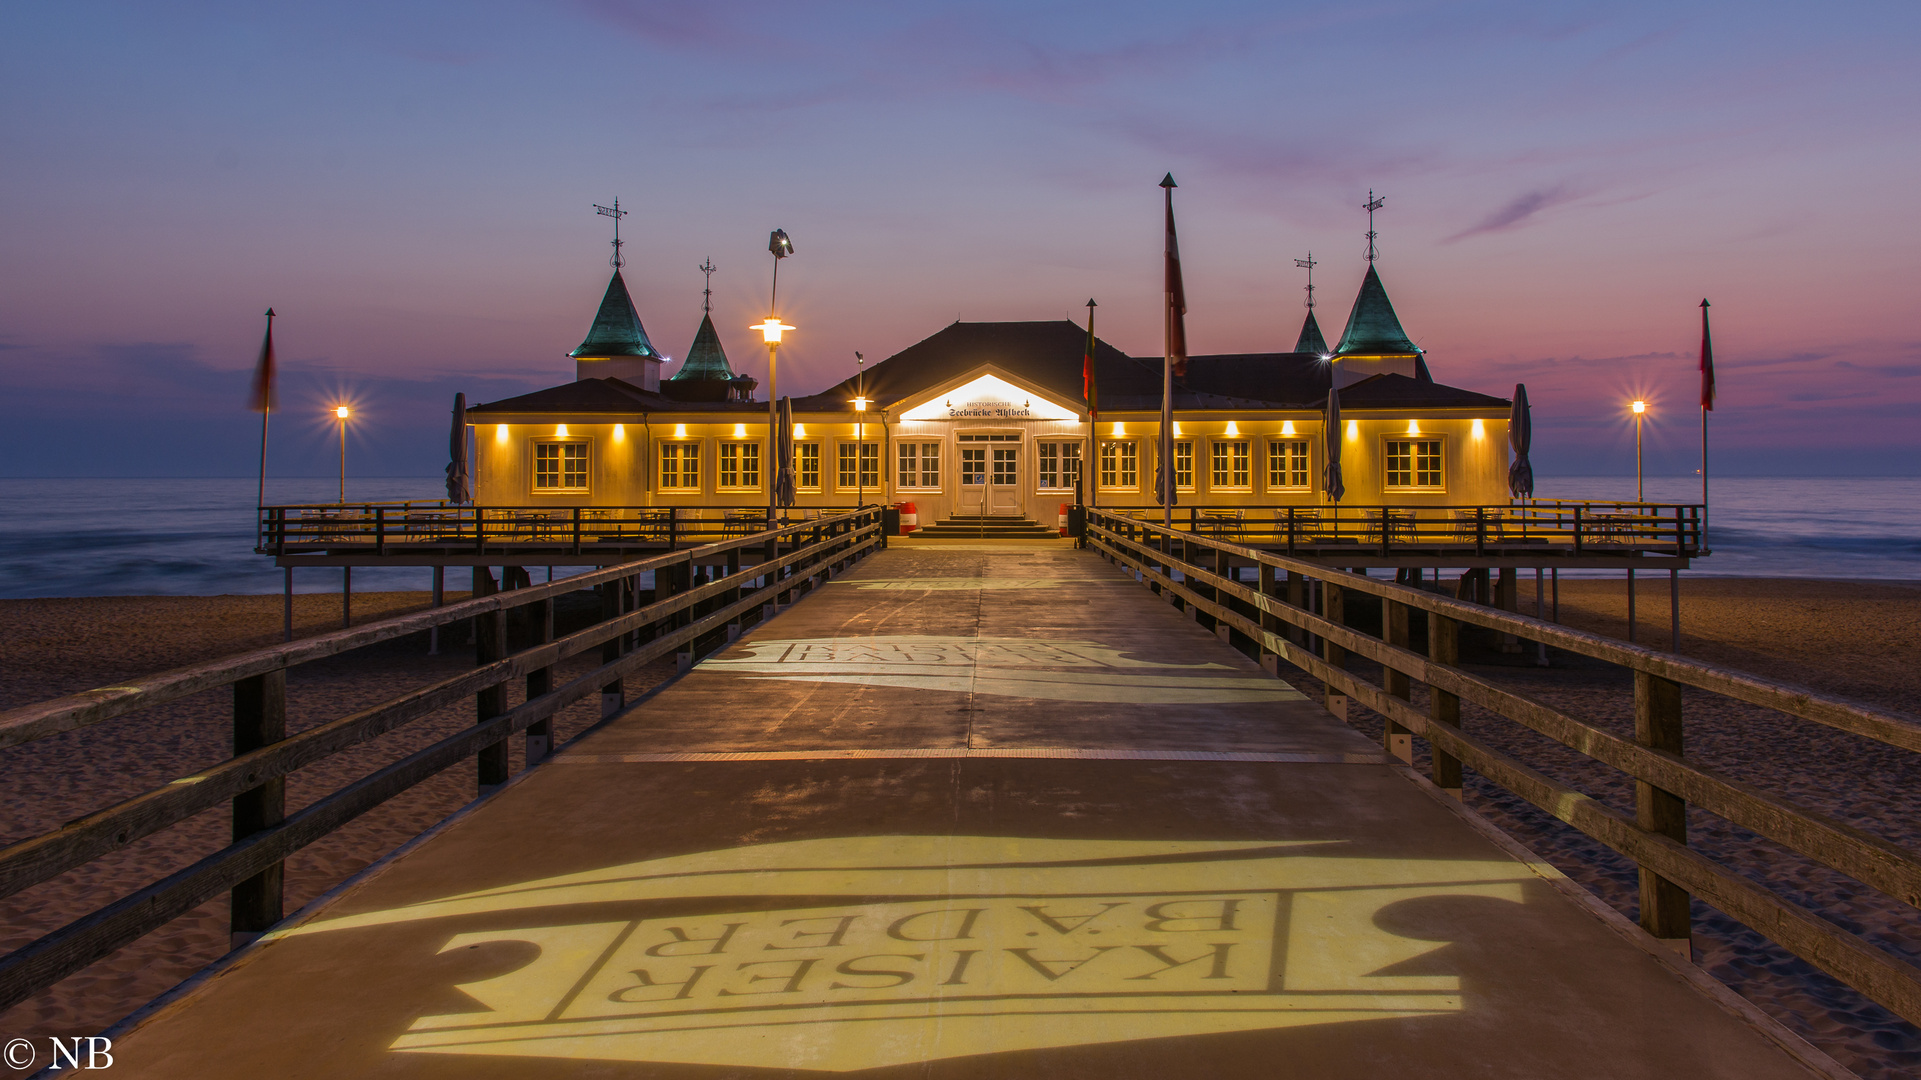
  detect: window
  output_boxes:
[659,442,699,490]
[1099,440,1137,489]
[1173,440,1194,491]
[1385,439,1444,489]
[533,442,588,491]
[1267,440,1310,489]
[797,443,821,490]
[1211,440,1251,489]
[898,442,941,489]
[1037,441,1082,490]
[719,442,760,489]
[837,442,879,488]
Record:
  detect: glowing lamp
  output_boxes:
[1113,422,1125,436]
[734,423,747,438]
[1346,420,1358,440]
[613,424,624,441]
[1281,420,1296,436]
[673,423,686,438]
[1471,419,1485,438]
[853,397,870,412]
[1173,422,1183,437]
[495,424,509,444]
[794,423,806,437]
[1225,421,1239,436]
[752,318,794,345]
[1407,421,1420,435]
[334,405,350,419]
[556,424,569,437]
[1632,400,1647,414]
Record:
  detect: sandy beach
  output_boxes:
[2,575,1918,1078]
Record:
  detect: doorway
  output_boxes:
[957,432,1023,518]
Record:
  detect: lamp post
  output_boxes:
[334,404,351,504]
[852,351,869,510]
[757,230,794,519]
[1631,400,1647,502]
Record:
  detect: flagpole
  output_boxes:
[1699,298,1713,554]
[251,308,276,548]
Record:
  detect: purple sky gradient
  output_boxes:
[3,1,1917,480]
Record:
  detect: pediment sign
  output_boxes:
[897,366,1082,422]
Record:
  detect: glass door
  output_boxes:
[958,446,987,514]
[989,446,1021,516]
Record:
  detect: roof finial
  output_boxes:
[1363,190,1385,263]
[593,198,628,270]
[699,257,716,315]
[1294,251,1318,309]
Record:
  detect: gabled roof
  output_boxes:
[1336,372,1507,409]
[1333,265,1421,356]
[569,271,659,359]
[792,320,1138,412]
[666,314,734,382]
[1293,311,1329,355]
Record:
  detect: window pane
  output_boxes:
[962,447,986,485]
[1209,442,1228,488]
[1174,441,1192,489]
[919,442,939,488]
[1120,442,1137,487]
[799,443,820,488]
[838,443,857,487]
[860,443,879,487]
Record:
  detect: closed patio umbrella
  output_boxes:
[445,393,471,505]
[1508,382,1534,499]
[774,396,796,509]
[1321,386,1344,504]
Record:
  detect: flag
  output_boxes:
[1699,299,1715,411]
[1082,299,1099,421]
[248,308,277,412]
[1161,174,1187,378]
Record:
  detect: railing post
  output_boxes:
[1428,613,1462,797]
[1572,506,1584,554]
[599,575,626,718]
[1382,599,1412,762]
[1258,562,1282,675]
[572,508,582,557]
[230,669,286,949]
[668,508,679,551]
[273,507,286,557]
[1286,571,1306,648]
[525,593,555,764]
[1286,508,1297,556]
[474,567,509,791]
[374,506,386,556]
[1675,505,1686,557]
[1634,670,1691,954]
[1323,580,1348,721]
[1474,507,1486,557]
[726,544,743,642]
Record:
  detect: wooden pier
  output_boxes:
[5,509,1911,1078]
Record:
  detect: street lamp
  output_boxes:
[1631,400,1647,502]
[759,230,794,519]
[334,404,351,504]
[851,351,869,509]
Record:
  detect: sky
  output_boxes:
[3,1,1918,480]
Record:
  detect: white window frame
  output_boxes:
[1173,440,1195,492]
[1036,440,1083,492]
[897,441,941,490]
[1266,439,1311,491]
[1098,440,1138,491]
[1210,439,1251,491]
[1383,437,1446,492]
[796,442,822,491]
[718,440,762,492]
[837,441,880,490]
[659,441,701,492]
[532,440,590,493]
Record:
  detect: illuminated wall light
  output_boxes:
[794,423,806,437]
[1407,421,1420,435]
[734,423,747,438]
[1173,422,1183,437]
[1224,421,1239,436]
[1281,420,1296,436]
[495,424,509,445]
[674,424,687,438]
[1346,420,1358,440]
[1113,422,1125,436]
[613,424,624,442]
[1472,419,1485,438]
[556,424,569,437]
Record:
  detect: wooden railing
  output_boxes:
[256,503,841,556]
[1095,500,1703,558]
[0,509,884,1013]
[1084,508,1920,1028]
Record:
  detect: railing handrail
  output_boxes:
[3,510,872,752]
[1086,509,1912,752]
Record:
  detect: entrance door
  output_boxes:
[989,446,1022,516]
[958,446,987,514]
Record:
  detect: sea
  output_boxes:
[0,475,1916,598]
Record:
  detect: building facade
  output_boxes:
[469,265,1515,524]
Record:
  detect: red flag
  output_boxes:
[1162,174,1187,378]
[1698,299,1714,411]
[1082,299,1099,421]
[248,308,278,412]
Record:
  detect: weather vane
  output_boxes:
[1294,251,1318,309]
[593,199,628,270]
[1363,190,1385,263]
[699,257,716,315]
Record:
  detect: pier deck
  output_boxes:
[110,543,1819,1078]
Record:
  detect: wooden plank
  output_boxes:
[1429,612,1462,795]
[1635,671,1690,942]
[474,568,508,788]
[1382,599,1411,762]
[229,671,285,941]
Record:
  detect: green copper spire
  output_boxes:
[1333,264,1421,355]
[1294,310,1329,355]
[667,313,736,382]
[569,270,658,359]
